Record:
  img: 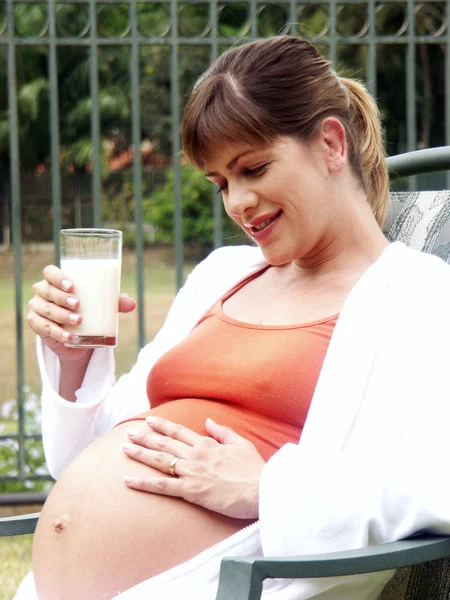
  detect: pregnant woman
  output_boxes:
[21,36,450,600]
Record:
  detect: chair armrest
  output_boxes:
[215,534,450,600]
[387,146,450,179]
[0,512,39,537]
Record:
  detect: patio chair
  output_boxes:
[1,146,450,600]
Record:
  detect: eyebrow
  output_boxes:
[204,150,254,177]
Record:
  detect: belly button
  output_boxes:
[53,516,69,533]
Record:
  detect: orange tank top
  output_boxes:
[131,268,338,461]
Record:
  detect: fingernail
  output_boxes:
[61,279,72,291]
[62,331,71,340]
[146,416,157,425]
[124,476,135,484]
[68,313,80,324]
[127,429,140,438]
[123,443,134,451]
[66,297,77,308]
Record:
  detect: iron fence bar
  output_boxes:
[48,0,62,264]
[1,37,449,47]
[329,0,336,65]
[447,0,450,190]
[249,0,257,38]
[406,0,417,190]
[0,492,48,505]
[0,434,45,441]
[3,0,401,7]
[210,0,223,249]
[130,0,146,349]
[367,0,376,98]
[0,476,52,482]
[6,0,26,479]
[89,0,102,226]
[171,3,183,290]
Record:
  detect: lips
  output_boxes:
[244,211,281,234]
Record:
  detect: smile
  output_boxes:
[253,217,276,231]
[246,211,282,234]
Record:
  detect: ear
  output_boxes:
[319,117,347,174]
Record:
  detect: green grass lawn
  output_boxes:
[0,245,196,598]
[0,534,33,600]
[0,506,41,600]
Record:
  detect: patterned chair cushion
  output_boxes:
[379,188,450,599]
[383,191,450,262]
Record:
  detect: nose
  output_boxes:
[225,185,259,219]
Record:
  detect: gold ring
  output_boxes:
[169,456,179,476]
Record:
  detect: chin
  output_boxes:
[259,247,296,267]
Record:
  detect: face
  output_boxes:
[204,136,338,266]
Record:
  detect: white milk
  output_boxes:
[61,258,121,337]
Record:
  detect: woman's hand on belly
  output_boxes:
[122,416,265,519]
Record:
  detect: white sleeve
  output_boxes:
[39,257,209,480]
[259,442,450,557]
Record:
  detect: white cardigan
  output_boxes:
[37,241,450,598]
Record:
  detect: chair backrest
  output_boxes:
[380,188,450,599]
[383,191,450,261]
[380,557,450,600]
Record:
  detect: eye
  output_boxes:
[244,163,269,177]
[215,181,228,195]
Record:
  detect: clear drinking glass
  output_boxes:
[60,228,122,348]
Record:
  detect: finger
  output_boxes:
[124,474,184,498]
[26,311,72,344]
[119,294,136,314]
[205,418,249,445]
[126,429,188,458]
[145,417,204,447]
[122,443,186,476]
[43,264,74,293]
[32,279,79,311]
[28,295,81,328]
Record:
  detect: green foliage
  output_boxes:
[143,166,244,249]
[0,388,53,494]
[18,78,49,121]
[0,1,447,173]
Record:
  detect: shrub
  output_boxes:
[142,165,245,250]
[0,388,53,494]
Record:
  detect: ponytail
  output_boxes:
[340,78,389,227]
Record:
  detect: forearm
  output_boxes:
[59,349,94,401]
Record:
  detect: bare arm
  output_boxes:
[59,350,94,402]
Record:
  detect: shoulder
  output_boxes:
[381,242,450,324]
[388,242,450,289]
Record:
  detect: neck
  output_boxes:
[290,199,389,280]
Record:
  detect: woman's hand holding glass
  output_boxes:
[123,416,265,519]
[27,264,136,363]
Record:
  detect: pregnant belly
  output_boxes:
[32,418,255,600]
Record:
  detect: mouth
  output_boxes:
[245,211,281,234]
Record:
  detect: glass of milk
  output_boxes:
[60,228,122,348]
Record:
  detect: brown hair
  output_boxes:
[182,36,389,226]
